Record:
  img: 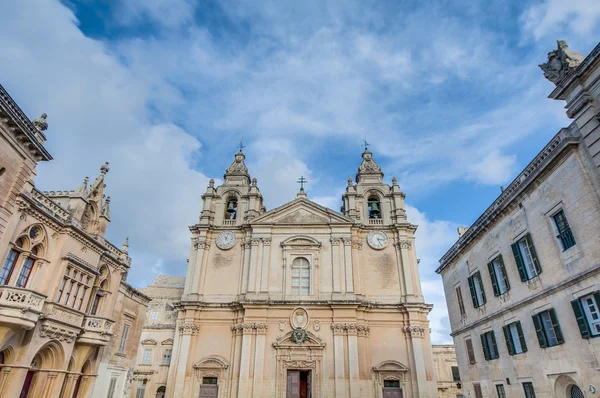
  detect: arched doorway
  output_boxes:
[156,386,166,398]
[72,361,91,398]
[19,342,63,398]
[570,385,584,398]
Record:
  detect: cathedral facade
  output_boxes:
[166,149,438,398]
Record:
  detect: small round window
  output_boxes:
[29,226,41,240]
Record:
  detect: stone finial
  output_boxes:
[539,40,585,85]
[122,236,129,253]
[347,177,353,187]
[32,113,48,131]
[252,177,257,187]
[356,149,384,183]
[392,176,398,186]
[100,162,110,175]
[209,178,215,188]
[457,226,469,238]
[75,176,89,195]
[102,196,111,217]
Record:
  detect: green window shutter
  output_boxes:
[487,261,500,296]
[468,275,478,308]
[477,272,487,304]
[498,255,510,291]
[526,234,542,275]
[516,321,527,353]
[532,314,547,348]
[503,325,515,355]
[480,334,490,360]
[490,331,498,359]
[451,366,460,382]
[511,242,527,281]
[571,298,591,339]
[549,308,564,344]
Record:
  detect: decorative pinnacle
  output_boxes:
[208,178,215,188]
[252,177,257,187]
[392,176,398,185]
[122,236,129,253]
[348,177,353,187]
[100,162,110,174]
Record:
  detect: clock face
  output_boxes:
[216,231,236,250]
[367,231,389,250]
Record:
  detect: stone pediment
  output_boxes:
[252,198,353,225]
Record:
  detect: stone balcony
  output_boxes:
[77,315,115,346]
[0,286,46,329]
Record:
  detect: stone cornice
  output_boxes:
[0,83,52,161]
[437,125,580,272]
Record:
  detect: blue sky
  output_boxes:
[1,0,599,343]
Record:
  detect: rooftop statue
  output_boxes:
[539,40,585,85]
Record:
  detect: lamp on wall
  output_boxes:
[590,385,596,393]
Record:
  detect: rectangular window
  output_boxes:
[203,377,218,385]
[503,321,527,355]
[0,250,19,285]
[512,234,541,281]
[532,309,564,348]
[495,384,506,398]
[162,348,172,365]
[135,381,146,398]
[107,377,117,398]
[473,383,483,398]
[553,209,575,250]
[15,257,34,288]
[523,382,536,398]
[468,271,486,308]
[480,330,499,360]
[150,311,159,320]
[451,366,460,382]
[571,292,600,339]
[118,324,130,353]
[465,338,476,364]
[456,286,466,317]
[142,349,152,364]
[56,267,93,310]
[488,255,510,296]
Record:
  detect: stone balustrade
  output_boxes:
[82,315,115,334]
[0,286,45,312]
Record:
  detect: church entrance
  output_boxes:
[286,370,311,398]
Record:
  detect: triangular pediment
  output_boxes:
[252,197,353,225]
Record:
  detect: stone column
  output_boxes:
[240,239,252,294]
[172,322,199,398]
[347,325,360,398]
[331,239,341,293]
[0,366,11,394]
[184,238,201,296]
[396,240,415,299]
[331,323,346,398]
[237,324,254,398]
[247,239,260,293]
[260,239,271,293]
[343,238,353,293]
[404,326,429,398]
[252,323,268,397]
[59,374,78,398]
[197,240,211,296]
[0,366,28,397]
[351,240,362,295]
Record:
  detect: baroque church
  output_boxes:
[165,148,438,398]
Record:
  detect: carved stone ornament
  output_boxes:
[179,322,200,335]
[331,323,370,336]
[290,307,309,330]
[539,40,585,85]
[39,324,78,343]
[291,328,308,344]
[403,325,425,337]
[231,322,268,335]
[279,320,286,331]
[32,113,48,131]
[313,320,321,332]
[225,150,249,176]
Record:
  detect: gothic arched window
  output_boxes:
[368,196,381,219]
[291,257,310,296]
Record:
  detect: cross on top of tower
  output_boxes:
[362,138,370,151]
[238,141,245,152]
[297,176,307,192]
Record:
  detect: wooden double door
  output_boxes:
[286,370,311,398]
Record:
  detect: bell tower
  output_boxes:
[197,149,264,227]
[341,149,408,226]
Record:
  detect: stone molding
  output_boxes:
[330,323,370,336]
[39,324,78,343]
[231,322,268,335]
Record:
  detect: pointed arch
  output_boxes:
[33,340,65,369]
[0,346,15,364]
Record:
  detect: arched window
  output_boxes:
[224,197,238,220]
[156,386,166,398]
[291,257,310,296]
[2,225,46,288]
[368,196,381,219]
[89,266,110,315]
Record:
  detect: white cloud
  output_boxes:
[0,1,208,285]
[522,0,600,41]
[406,205,460,344]
[467,150,517,185]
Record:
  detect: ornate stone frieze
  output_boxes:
[49,307,84,326]
[39,324,78,343]
[402,325,425,338]
[283,359,316,368]
[231,322,268,335]
[331,323,370,336]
